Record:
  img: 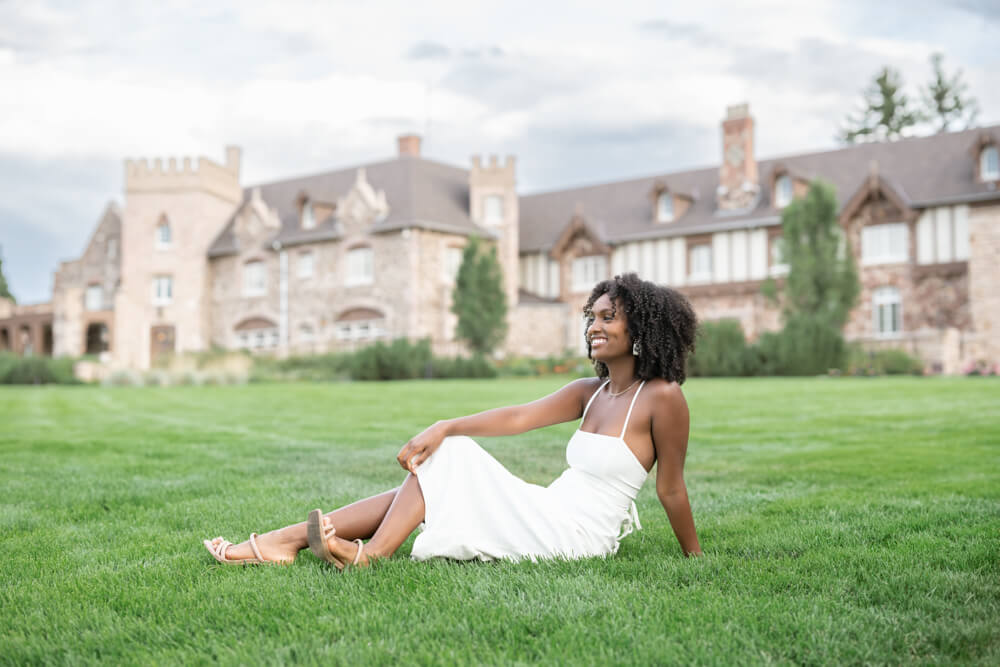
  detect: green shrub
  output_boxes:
[0,354,79,385]
[431,354,498,379]
[846,345,924,376]
[758,315,846,376]
[689,320,759,377]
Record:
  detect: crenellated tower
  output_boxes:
[114,146,243,369]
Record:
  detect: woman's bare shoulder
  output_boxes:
[643,378,687,411]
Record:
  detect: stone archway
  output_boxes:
[85,323,110,354]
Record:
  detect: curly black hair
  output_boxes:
[583,273,698,384]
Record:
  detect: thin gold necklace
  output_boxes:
[607,379,639,397]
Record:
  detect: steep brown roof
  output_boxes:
[208,156,490,258]
[519,125,1000,252]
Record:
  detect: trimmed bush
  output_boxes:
[688,320,759,377]
[0,354,79,385]
[846,345,925,376]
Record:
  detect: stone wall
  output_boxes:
[505,301,571,358]
[967,202,1000,363]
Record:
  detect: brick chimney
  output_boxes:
[717,103,759,211]
[397,134,422,158]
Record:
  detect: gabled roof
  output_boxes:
[519,125,1000,252]
[208,156,490,258]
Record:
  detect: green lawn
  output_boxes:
[1,377,998,665]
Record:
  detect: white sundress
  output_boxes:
[411,380,650,562]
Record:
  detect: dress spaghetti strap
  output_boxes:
[619,381,646,439]
[582,380,610,420]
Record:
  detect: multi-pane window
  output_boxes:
[335,319,385,341]
[347,247,374,286]
[152,275,173,305]
[156,221,172,249]
[298,323,314,343]
[237,328,279,350]
[656,193,674,222]
[775,175,793,208]
[301,202,315,229]
[981,146,999,181]
[483,195,504,224]
[297,251,315,279]
[85,285,102,311]
[873,286,902,338]
[243,260,267,297]
[572,255,607,293]
[444,246,464,281]
[688,245,712,283]
[862,223,909,265]
[769,237,789,276]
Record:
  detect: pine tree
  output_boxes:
[0,246,15,304]
[451,236,507,355]
[840,67,921,144]
[922,53,979,133]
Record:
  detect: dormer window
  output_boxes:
[156,218,172,249]
[656,192,674,223]
[301,201,315,229]
[483,195,504,225]
[981,145,999,181]
[775,174,793,208]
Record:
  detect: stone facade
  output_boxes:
[31,109,1000,373]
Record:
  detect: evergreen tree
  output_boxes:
[922,52,978,133]
[451,236,507,355]
[762,181,860,374]
[0,246,15,303]
[840,67,920,144]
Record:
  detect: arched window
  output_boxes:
[981,145,999,181]
[335,308,386,342]
[243,260,267,297]
[873,286,902,338]
[156,217,172,249]
[346,247,374,286]
[234,317,279,350]
[775,174,793,208]
[656,192,674,223]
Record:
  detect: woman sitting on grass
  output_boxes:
[204,273,703,567]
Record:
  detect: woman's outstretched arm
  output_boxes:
[397,378,597,472]
[651,382,702,557]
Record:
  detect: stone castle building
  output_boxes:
[3,104,999,373]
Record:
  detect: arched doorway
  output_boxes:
[0,327,9,352]
[85,323,110,354]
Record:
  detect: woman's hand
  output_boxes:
[397,422,449,473]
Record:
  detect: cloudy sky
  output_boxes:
[1,0,997,303]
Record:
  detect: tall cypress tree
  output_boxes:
[762,181,860,374]
[451,236,507,356]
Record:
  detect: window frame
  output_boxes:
[444,246,464,282]
[243,259,268,297]
[656,192,674,223]
[301,202,316,229]
[297,250,315,279]
[155,221,172,250]
[85,284,103,311]
[872,286,903,338]
[775,174,793,208]
[861,223,910,266]
[688,244,713,284]
[483,195,504,225]
[981,145,999,181]
[151,275,173,306]
[571,254,607,293]
[346,246,374,286]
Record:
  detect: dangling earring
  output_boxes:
[632,340,640,357]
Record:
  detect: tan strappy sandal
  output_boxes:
[307,508,366,569]
[203,533,279,566]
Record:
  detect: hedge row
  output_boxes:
[688,319,924,377]
[0,353,80,385]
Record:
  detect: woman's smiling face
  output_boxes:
[586,293,631,361]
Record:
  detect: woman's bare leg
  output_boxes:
[321,472,425,567]
[208,487,399,562]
